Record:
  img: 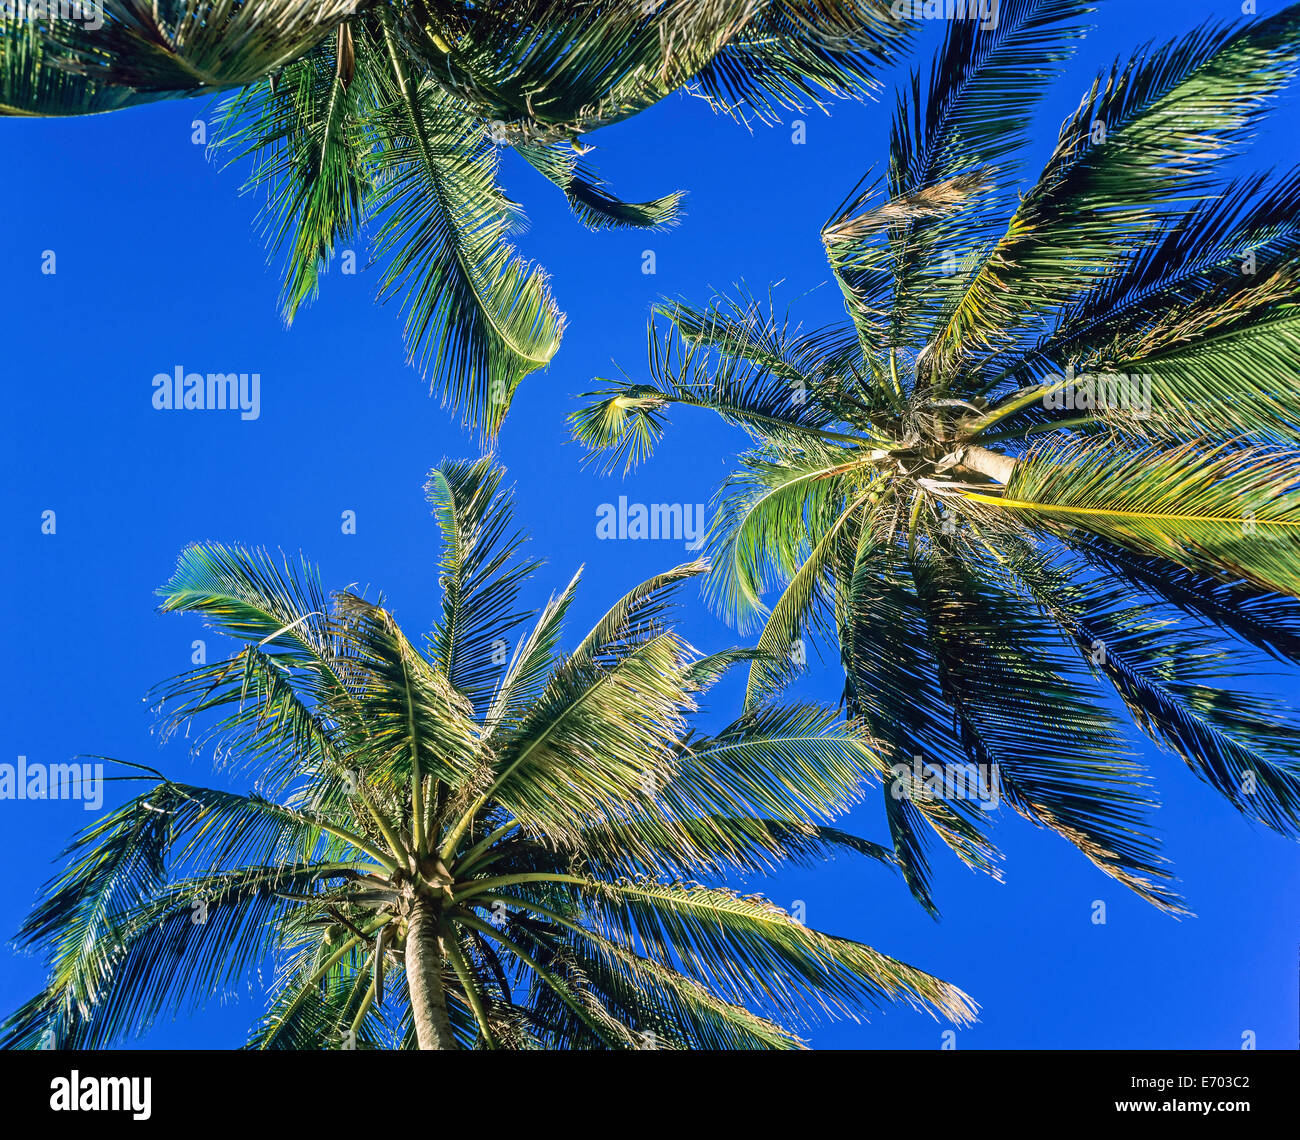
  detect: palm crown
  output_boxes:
[576,2,1300,915]
[4,459,973,1050]
[1,0,907,432]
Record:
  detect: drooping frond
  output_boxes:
[0,11,160,115]
[910,543,1184,913]
[517,141,684,231]
[216,25,375,322]
[47,0,359,93]
[365,32,563,434]
[1008,544,1300,838]
[584,877,977,1025]
[1068,533,1300,668]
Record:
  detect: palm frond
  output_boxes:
[49,0,358,93]
[425,458,539,711]
[878,0,1095,350]
[517,140,684,231]
[216,26,375,322]
[0,11,160,115]
[960,438,1300,598]
[365,39,563,434]
[930,7,1300,379]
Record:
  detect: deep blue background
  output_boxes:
[2,0,1298,1049]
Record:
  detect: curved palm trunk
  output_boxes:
[404,902,458,1050]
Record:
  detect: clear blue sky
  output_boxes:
[2,0,1297,1049]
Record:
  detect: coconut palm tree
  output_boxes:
[0,0,907,433]
[2,458,972,1050]
[574,2,1300,915]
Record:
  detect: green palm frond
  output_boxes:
[472,627,697,847]
[1068,534,1300,668]
[705,442,868,630]
[663,287,870,397]
[397,0,907,136]
[156,540,334,652]
[910,543,1183,913]
[501,916,804,1049]
[395,0,727,134]
[48,0,359,93]
[972,168,1300,411]
[959,438,1300,597]
[4,771,370,1048]
[0,11,161,115]
[517,141,684,231]
[584,876,976,1024]
[573,814,892,882]
[739,492,860,704]
[931,7,1300,378]
[425,458,540,712]
[482,569,584,733]
[216,25,376,322]
[249,947,393,1050]
[839,549,1005,913]
[879,0,1094,350]
[333,590,483,795]
[1008,545,1300,837]
[691,0,911,123]
[365,31,564,433]
[572,313,878,475]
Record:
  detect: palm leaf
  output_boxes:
[960,438,1300,597]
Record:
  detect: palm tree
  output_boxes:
[0,0,908,433]
[574,2,1300,916]
[3,458,973,1050]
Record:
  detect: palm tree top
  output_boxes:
[4,457,974,1050]
[1,1,911,434]
[574,3,1300,915]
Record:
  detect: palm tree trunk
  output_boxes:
[954,444,1017,485]
[404,901,458,1050]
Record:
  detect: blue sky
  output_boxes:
[2,0,1298,1049]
